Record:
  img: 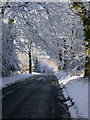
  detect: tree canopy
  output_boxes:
[1,2,89,77]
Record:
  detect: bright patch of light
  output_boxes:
[32,43,58,72]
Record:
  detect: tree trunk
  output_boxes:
[29,49,32,73]
[58,50,62,70]
[84,18,90,78]
[84,48,90,78]
[63,39,67,70]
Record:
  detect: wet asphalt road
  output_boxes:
[2,75,69,119]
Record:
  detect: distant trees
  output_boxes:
[34,57,41,73]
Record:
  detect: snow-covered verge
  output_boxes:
[1,72,41,88]
[55,71,88,118]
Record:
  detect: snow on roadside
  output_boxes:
[55,71,68,80]
[1,72,41,88]
[55,71,88,118]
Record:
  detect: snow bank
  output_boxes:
[56,71,88,118]
[55,71,67,79]
[1,72,41,88]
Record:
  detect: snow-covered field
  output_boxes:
[55,71,88,118]
[1,72,41,88]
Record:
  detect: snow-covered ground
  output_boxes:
[55,71,88,118]
[1,72,41,88]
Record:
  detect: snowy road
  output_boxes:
[2,75,69,119]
